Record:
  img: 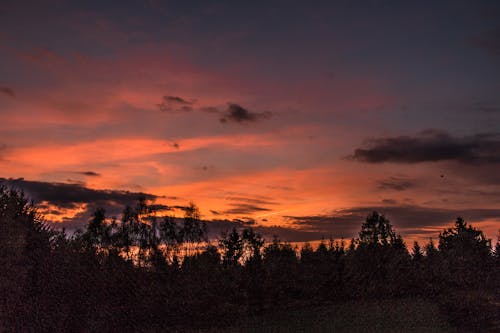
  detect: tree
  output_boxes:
[159,215,181,263]
[346,212,410,298]
[219,227,243,266]
[438,217,491,260]
[412,241,423,261]
[438,217,492,289]
[241,227,264,262]
[181,202,207,256]
[495,230,500,262]
[358,211,397,247]
[83,208,108,250]
[424,238,438,257]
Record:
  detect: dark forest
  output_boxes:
[1,186,498,332]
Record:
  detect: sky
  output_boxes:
[1,0,499,244]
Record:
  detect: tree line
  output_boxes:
[0,186,498,332]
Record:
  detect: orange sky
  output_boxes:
[1,0,499,245]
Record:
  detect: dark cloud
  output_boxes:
[164,96,192,104]
[77,171,101,177]
[284,205,500,239]
[225,196,278,206]
[377,176,415,191]
[171,205,191,212]
[220,104,271,123]
[221,195,278,215]
[381,199,397,205]
[205,218,258,238]
[157,95,194,112]
[0,178,161,228]
[157,96,272,125]
[0,86,15,98]
[148,204,171,212]
[205,218,320,242]
[223,203,272,215]
[351,129,500,164]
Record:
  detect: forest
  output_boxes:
[0,186,498,332]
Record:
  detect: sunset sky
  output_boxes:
[1,0,499,244]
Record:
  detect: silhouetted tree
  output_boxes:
[346,211,410,298]
[358,211,397,247]
[438,217,491,261]
[181,202,206,256]
[83,208,109,250]
[219,227,243,266]
[2,186,498,332]
[412,241,423,261]
[242,227,264,262]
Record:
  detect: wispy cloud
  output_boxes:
[157,95,272,124]
[377,176,415,191]
[223,203,273,215]
[284,204,500,239]
[0,86,15,98]
[157,95,194,112]
[76,171,101,177]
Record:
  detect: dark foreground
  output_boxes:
[189,298,458,333]
[1,187,498,332]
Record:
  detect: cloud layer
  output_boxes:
[352,130,500,164]
[0,178,162,228]
[157,95,272,124]
[220,104,271,123]
[284,204,500,240]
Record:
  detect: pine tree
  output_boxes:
[412,241,423,261]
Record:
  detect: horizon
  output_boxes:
[1,0,499,245]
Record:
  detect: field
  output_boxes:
[192,298,458,333]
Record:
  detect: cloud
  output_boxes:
[77,171,101,177]
[0,86,15,98]
[220,103,271,123]
[351,129,500,164]
[205,218,258,238]
[157,95,272,125]
[225,196,278,206]
[223,203,272,215]
[205,218,320,242]
[284,204,500,239]
[0,178,161,228]
[157,95,194,112]
[221,195,278,215]
[377,176,415,191]
[381,199,397,205]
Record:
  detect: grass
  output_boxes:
[191,298,457,333]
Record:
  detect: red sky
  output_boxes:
[1,0,499,244]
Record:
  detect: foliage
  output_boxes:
[0,186,497,332]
